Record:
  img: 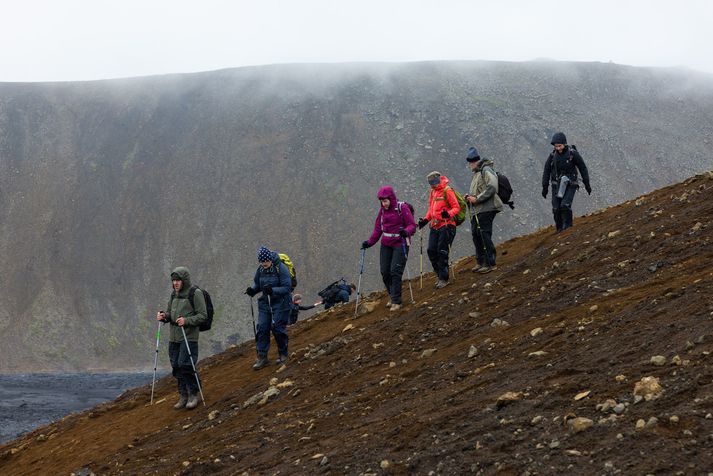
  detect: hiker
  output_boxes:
[542,132,591,232]
[244,246,292,370]
[321,282,356,310]
[417,172,460,288]
[464,147,503,273]
[156,267,207,410]
[289,293,321,325]
[361,186,417,311]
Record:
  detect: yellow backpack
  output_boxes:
[278,253,297,289]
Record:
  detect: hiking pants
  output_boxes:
[471,211,497,267]
[551,182,578,231]
[255,305,289,358]
[379,243,408,305]
[427,225,456,281]
[168,340,200,396]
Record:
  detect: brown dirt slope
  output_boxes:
[2,171,713,475]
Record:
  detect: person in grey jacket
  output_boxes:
[464,147,503,274]
[156,267,207,410]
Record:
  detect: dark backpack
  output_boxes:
[187,285,214,332]
[496,172,514,209]
[318,279,346,303]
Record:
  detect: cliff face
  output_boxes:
[1,61,712,371]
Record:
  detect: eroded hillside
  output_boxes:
[2,171,712,475]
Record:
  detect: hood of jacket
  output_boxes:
[170,266,192,294]
[476,158,495,171]
[432,175,451,192]
[377,186,398,210]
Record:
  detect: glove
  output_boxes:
[245,287,257,297]
[585,183,592,195]
[361,240,370,249]
[398,229,407,238]
[441,209,450,219]
[262,285,273,296]
[541,187,548,199]
[418,218,428,229]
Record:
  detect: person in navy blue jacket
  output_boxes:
[245,246,293,370]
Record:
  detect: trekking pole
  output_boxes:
[354,248,366,318]
[419,229,424,290]
[180,326,206,407]
[150,321,162,405]
[401,236,415,304]
[449,244,456,281]
[267,294,276,326]
[249,296,256,339]
[473,211,489,264]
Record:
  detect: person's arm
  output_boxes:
[269,263,292,296]
[475,169,498,203]
[573,151,591,190]
[184,289,207,327]
[299,304,317,311]
[542,155,553,189]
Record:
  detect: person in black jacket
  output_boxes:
[541,132,591,232]
[288,294,320,325]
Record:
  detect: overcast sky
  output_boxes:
[2,0,712,82]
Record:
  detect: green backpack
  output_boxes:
[444,186,467,226]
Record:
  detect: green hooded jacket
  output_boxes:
[469,158,504,214]
[164,266,207,343]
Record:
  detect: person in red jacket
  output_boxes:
[417,171,460,289]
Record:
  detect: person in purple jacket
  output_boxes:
[361,186,417,311]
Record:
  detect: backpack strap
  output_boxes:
[187,285,198,311]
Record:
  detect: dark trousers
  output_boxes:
[255,305,289,358]
[471,211,497,266]
[551,183,578,231]
[168,340,199,396]
[427,225,456,281]
[380,244,408,305]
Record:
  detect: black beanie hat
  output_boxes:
[466,146,480,162]
[551,132,567,145]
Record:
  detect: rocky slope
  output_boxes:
[1,61,713,371]
[1,171,712,475]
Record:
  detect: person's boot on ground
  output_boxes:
[361,186,417,311]
[185,393,199,410]
[417,172,459,289]
[173,394,188,409]
[541,132,591,232]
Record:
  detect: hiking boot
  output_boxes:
[173,395,188,409]
[478,265,497,274]
[471,264,484,273]
[435,279,449,289]
[389,303,402,311]
[385,300,392,308]
[252,356,269,370]
[185,394,199,410]
[277,354,289,365]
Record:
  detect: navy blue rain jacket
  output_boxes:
[250,252,292,312]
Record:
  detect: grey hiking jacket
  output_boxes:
[468,159,503,214]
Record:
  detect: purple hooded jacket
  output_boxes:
[365,186,417,249]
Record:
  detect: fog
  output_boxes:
[1,0,712,82]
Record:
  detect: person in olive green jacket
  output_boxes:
[156,267,207,410]
[464,147,503,274]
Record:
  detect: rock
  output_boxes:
[692,222,703,231]
[357,301,377,316]
[420,348,437,358]
[208,410,220,421]
[496,391,523,409]
[597,399,618,412]
[613,403,626,414]
[372,342,384,349]
[615,374,626,382]
[589,305,598,312]
[565,449,582,456]
[320,456,329,466]
[608,230,621,238]
[276,380,294,389]
[574,390,591,401]
[634,376,663,401]
[342,324,354,332]
[645,417,659,428]
[523,269,530,275]
[635,419,646,430]
[490,318,510,327]
[549,440,560,449]
[669,415,679,424]
[671,355,682,365]
[530,327,543,337]
[528,351,547,357]
[531,415,543,425]
[568,417,594,433]
[182,461,190,467]
[468,312,481,319]
[380,460,391,469]
[650,355,666,366]
[269,377,278,386]
[467,345,478,358]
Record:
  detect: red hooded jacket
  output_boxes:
[423,175,460,229]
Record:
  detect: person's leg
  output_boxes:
[389,245,407,305]
[179,340,200,398]
[436,227,451,281]
[427,228,440,274]
[380,245,394,297]
[471,215,485,266]
[478,211,497,266]
[271,307,290,362]
[255,308,271,357]
[168,341,188,408]
[560,185,578,230]
[551,185,563,231]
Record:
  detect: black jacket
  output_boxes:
[542,146,590,189]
